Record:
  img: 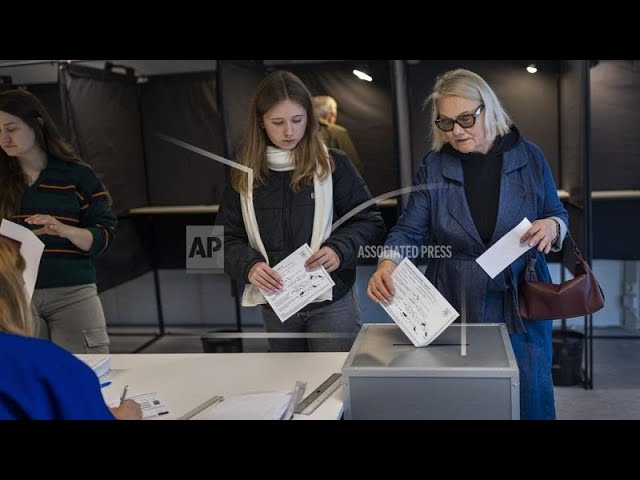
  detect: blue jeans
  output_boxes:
[261,287,361,352]
[484,290,555,420]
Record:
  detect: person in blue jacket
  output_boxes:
[0,238,141,420]
[367,69,568,420]
[218,70,386,352]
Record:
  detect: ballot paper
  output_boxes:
[381,258,459,347]
[110,392,169,419]
[263,243,335,322]
[0,219,45,302]
[475,217,534,279]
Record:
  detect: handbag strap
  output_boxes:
[566,232,587,264]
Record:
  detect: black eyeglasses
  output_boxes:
[435,104,484,132]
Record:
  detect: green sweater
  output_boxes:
[12,156,116,289]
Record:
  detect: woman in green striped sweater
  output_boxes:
[0,89,116,354]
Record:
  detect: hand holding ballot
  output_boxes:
[370,258,459,347]
[261,244,335,322]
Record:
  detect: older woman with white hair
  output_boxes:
[368,69,568,420]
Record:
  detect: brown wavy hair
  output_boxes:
[0,238,33,336]
[231,71,333,194]
[0,89,109,218]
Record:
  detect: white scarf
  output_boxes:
[240,146,333,307]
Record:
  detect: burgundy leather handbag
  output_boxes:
[519,235,605,320]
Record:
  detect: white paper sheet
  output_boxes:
[381,258,459,347]
[475,217,534,279]
[196,391,293,420]
[0,219,45,302]
[81,356,111,380]
[263,243,335,322]
[110,392,169,419]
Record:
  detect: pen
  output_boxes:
[119,385,129,406]
[100,381,112,388]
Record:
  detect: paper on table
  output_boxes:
[381,258,459,347]
[475,218,533,279]
[263,243,335,322]
[0,219,45,302]
[82,356,111,380]
[110,392,169,419]
[197,391,293,420]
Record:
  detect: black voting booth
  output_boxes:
[3,59,636,372]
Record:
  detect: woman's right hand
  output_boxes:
[110,399,143,420]
[248,262,283,293]
[367,260,397,304]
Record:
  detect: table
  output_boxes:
[78,352,348,420]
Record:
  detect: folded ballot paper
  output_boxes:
[380,258,459,347]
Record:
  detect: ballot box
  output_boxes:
[342,323,519,420]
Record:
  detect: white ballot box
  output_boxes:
[342,323,519,420]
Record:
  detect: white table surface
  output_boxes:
[77,352,348,420]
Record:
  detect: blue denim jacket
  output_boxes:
[383,138,568,419]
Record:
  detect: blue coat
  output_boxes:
[384,138,568,419]
[0,333,115,420]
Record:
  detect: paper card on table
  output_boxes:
[197,391,293,420]
[263,243,335,322]
[0,219,45,302]
[475,217,534,279]
[110,392,169,419]
[381,258,459,347]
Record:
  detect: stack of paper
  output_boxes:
[197,391,293,420]
[84,356,111,381]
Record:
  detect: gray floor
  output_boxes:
[107,325,640,420]
[555,334,640,420]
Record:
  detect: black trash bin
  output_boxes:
[551,329,584,386]
[201,330,243,353]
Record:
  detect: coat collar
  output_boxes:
[441,142,529,248]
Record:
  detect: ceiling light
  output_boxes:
[353,69,372,82]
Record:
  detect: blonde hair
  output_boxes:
[425,69,512,151]
[0,238,33,336]
[231,71,333,194]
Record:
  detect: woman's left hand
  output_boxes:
[520,219,557,254]
[305,246,341,273]
[25,214,70,238]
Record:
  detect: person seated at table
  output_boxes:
[0,237,142,420]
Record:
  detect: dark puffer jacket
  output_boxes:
[218,149,386,309]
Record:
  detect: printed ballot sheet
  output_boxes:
[475,217,533,279]
[263,243,335,322]
[381,258,459,347]
[0,219,45,302]
[110,392,169,419]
